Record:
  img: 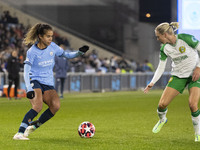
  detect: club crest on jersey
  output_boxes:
[168,77,173,83]
[179,46,185,53]
[50,51,53,56]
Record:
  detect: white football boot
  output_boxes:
[13,132,29,140]
[24,125,36,137]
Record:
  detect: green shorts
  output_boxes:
[167,75,200,94]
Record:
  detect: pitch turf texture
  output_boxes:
[0,90,200,150]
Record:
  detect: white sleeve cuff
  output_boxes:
[197,62,200,68]
[151,60,167,84]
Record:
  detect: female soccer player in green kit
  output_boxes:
[144,22,200,142]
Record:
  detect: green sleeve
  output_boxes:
[178,33,199,48]
[159,44,168,61]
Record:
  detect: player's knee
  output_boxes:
[54,104,60,112]
[51,102,60,113]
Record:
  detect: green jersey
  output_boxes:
[160,34,200,78]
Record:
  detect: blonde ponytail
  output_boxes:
[169,22,179,32]
[155,22,179,35]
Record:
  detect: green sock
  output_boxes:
[158,107,167,112]
[192,110,200,117]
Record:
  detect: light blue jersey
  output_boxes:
[24,42,79,86]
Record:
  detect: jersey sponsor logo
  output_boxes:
[168,77,173,83]
[179,46,186,53]
[172,55,188,65]
[38,59,54,67]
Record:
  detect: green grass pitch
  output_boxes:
[0,90,200,150]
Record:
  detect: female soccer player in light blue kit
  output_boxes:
[13,23,89,140]
[144,22,200,142]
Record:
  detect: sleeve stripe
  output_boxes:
[24,61,32,66]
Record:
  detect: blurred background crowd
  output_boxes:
[0,10,154,75]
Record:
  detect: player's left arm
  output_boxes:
[193,42,200,81]
[61,45,89,59]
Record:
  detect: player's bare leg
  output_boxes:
[43,89,60,114]
[14,89,42,140]
[189,87,200,142]
[152,87,179,133]
[25,90,60,137]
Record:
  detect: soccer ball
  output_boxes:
[78,121,95,138]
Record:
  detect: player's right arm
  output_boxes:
[24,64,33,91]
[24,49,35,99]
[144,45,167,93]
[24,63,35,99]
[144,60,167,93]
